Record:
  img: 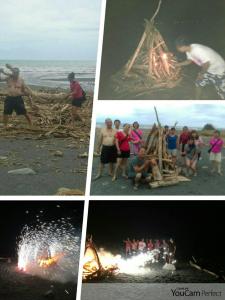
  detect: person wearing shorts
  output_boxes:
[167,127,179,165]
[95,118,117,179]
[184,138,198,176]
[176,37,225,99]
[112,123,132,181]
[67,72,85,126]
[0,65,33,128]
[209,130,224,175]
[128,147,152,190]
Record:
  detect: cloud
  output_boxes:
[96,101,225,129]
[0,0,101,60]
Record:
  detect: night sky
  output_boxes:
[0,201,84,258]
[99,0,225,98]
[87,201,225,269]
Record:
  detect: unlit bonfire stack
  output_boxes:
[111,0,182,98]
[145,108,190,188]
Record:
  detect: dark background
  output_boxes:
[87,201,225,271]
[99,0,225,99]
[0,201,84,258]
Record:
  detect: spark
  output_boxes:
[17,218,80,282]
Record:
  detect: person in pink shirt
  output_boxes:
[130,121,144,155]
[112,123,132,181]
[66,72,86,127]
[209,130,224,175]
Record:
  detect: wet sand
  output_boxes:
[0,136,88,195]
[0,262,76,300]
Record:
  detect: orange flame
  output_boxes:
[38,253,64,268]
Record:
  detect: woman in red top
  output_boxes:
[112,123,132,181]
[67,72,86,127]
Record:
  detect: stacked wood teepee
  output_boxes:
[145,107,189,189]
[111,0,182,98]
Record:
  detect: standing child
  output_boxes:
[209,130,224,175]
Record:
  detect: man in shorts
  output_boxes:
[176,37,225,99]
[128,147,152,190]
[67,72,86,127]
[95,118,117,179]
[0,64,34,128]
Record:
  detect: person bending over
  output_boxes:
[0,64,34,128]
[66,72,86,127]
[176,37,225,99]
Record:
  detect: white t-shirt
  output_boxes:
[186,44,225,75]
[138,241,146,251]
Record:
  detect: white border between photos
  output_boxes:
[76,0,107,299]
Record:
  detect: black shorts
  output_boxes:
[118,150,130,158]
[100,145,117,164]
[4,96,27,115]
[72,97,85,108]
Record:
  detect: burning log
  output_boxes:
[83,245,118,281]
[111,0,182,98]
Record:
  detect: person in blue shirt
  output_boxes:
[166,127,179,166]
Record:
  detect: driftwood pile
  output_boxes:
[111,0,182,98]
[145,108,190,189]
[0,89,92,141]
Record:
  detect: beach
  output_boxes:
[0,61,93,195]
[91,128,225,196]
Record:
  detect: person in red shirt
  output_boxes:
[66,72,86,127]
[112,123,132,181]
[179,126,190,162]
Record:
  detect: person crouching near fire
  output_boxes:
[128,147,153,190]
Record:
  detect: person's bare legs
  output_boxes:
[190,160,197,176]
[195,86,203,100]
[121,158,128,178]
[134,173,142,190]
[216,161,222,175]
[94,163,104,180]
[211,160,217,173]
[109,163,114,176]
[71,106,83,127]
[112,158,122,181]
[24,113,32,127]
[3,114,9,129]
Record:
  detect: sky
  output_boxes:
[96,101,225,129]
[0,0,101,60]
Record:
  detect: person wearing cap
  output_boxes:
[0,64,34,128]
[66,72,86,127]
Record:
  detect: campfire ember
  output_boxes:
[111,0,182,98]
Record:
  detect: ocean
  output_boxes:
[0,60,95,92]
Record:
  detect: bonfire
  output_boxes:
[111,0,182,98]
[145,107,190,188]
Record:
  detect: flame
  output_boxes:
[38,253,64,268]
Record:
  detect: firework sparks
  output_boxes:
[17,217,80,282]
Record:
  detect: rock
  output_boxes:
[0,156,8,161]
[8,168,36,175]
[53,150,64,157]
[93,152,100,157]
[56,188,84,196]
[78,152,88,158]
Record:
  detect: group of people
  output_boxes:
[95,118,224,189]
[123,238,176,264]
[0,64,86,129]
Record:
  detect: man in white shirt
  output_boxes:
[176,37,225,99]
